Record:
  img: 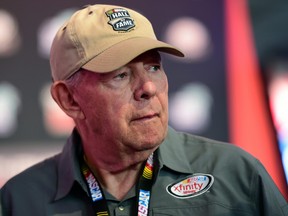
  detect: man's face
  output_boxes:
[72,50,168,153]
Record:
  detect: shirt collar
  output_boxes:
[55,128,87,201]
[54,126,192,200]
[157,127,192,174]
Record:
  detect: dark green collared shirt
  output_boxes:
[1,127,287,215]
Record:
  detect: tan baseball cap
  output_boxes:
[50,4,184,81]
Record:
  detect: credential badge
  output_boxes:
[166,173,214,199]
[106,8,135,31]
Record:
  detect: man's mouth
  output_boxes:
[132,113,159,122]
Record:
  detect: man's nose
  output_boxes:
[133,71,157,101]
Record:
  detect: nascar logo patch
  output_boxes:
[166,173,214,199]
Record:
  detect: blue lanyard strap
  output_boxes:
[81,153,154,216]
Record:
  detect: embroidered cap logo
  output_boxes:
[106,8,135,31]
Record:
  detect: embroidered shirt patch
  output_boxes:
[166,173,214,199]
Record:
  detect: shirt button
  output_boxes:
[118,206,125,211]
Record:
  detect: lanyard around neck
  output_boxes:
[81,153,154,216]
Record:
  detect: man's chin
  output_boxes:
[130,131,166,151]
[125,122,167,150]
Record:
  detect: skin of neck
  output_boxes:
[84,155,145,200]
[81,132,158,200]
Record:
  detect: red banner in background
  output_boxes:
[225,0,288,200]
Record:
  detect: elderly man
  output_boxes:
[1,4,287,216]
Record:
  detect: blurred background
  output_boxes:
[0,0,287,197]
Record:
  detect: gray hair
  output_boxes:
[64,70,83,92]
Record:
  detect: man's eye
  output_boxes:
[114,72,128,79]
[148,65,161,72]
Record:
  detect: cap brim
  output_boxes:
[82,37,184,73]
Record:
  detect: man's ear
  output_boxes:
[50,81,85,120]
